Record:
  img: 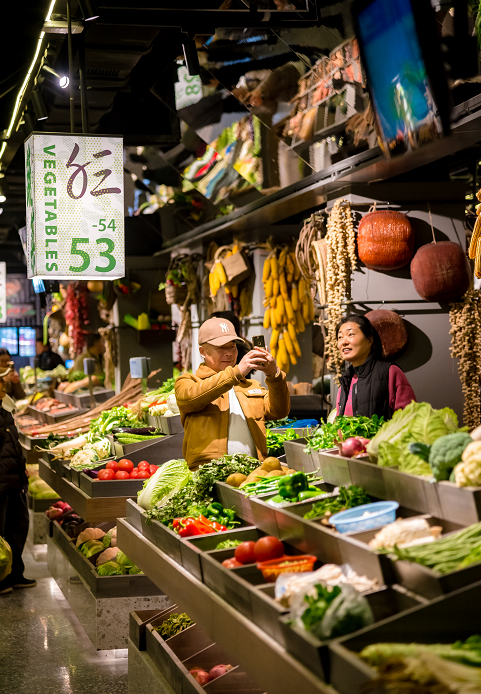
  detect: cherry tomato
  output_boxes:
[129,470,139,478]
[118,459,134,472]
[106,461,119,472]
[137,461,150,470]
[222,558,242,569]
[98,469,115,481]
[254,536,284,563]
[149,465,158,475]
[115,470,130,480]
[234,541,256,565]
[137,470,151,479]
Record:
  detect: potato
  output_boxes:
[261,457,282,472]
[226,473,247,488]
[266,470,284,478]
[285,468,298,475]
[244,467,268,484]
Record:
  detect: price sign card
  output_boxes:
[24,133,124,280]
[0,262,5,324]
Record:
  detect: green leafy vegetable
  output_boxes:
[97,561,125,576]
[428,433,473,481]
[360,635,481,668]
[266,428,299,455]
[303,486,371,520]
[116,550,134,571]
[128,564,143,575]
[305,416,385,453]
[90,407,144,436]
[80,539,105,558]
[0,536,12,582]
[68,370,86,383]
[137,459,192,511]
[153,613,194,638]
[265,417,297,429]
[215,539,242,550]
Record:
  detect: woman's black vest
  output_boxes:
[338,354,393,420]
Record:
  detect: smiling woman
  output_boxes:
[335,314,416,421]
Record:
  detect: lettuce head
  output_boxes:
[97,561,125,576]
[137,458,192,510]
[0,536,12,582]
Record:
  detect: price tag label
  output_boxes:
[0,262,5,324]
[175,65,202,110]
[24,133,124,280]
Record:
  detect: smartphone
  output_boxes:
[252,335,266,349]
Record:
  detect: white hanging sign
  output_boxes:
[24,133,125,280]
[175,65,202,110]
[0,262,5,324]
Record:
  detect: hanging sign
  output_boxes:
[175,65,202,110]
[0,262,5,324]
[24,133,124,280]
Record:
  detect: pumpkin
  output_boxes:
[357,211,415,271]
[76,527,106,547]
[365,310,408,358]
[87,281,104,292]
[411,241,471,302]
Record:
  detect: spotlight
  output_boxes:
[78,0,99,21]
[0,209,3,215]
[0,185,6,204]
[182,37,200,77]
[42,65,69,88]
[30,91,48,121]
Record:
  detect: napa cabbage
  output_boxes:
[137,459,192,511]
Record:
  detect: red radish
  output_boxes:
[208,664,233,680]
[190,669,211,686]
[341,437,368,458]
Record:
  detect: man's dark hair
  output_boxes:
[87,333,102,350]
[0,348,11,357]
[36,339,51,349]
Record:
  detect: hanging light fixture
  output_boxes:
[41,65,69,89]
[78,0,99,21]
[30,91,48,120]
[0,185,6,203]
[182,37,200,76]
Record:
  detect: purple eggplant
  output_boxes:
[85,470,98,479]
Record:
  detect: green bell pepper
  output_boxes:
[298,490,322,502]
[207,502,224,516]
[278,472,309,499]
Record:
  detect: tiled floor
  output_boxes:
[0,539,128,694]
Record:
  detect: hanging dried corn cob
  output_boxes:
[468,189,481,278]
[262,245,310,374]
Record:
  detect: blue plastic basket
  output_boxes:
[330,501,399,533]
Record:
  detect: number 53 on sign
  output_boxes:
[24,133,124,280]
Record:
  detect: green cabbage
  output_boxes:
[128,564,143,575]
[115,550,134,571]
[102,527,117,549]
[97,561,125,576]
[0,536,12,582]
[137,458,192,511]
[80,540,105,557]
[367,402,465,477]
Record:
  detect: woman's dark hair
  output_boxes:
[0,348,11,358]
[336,314,383,360]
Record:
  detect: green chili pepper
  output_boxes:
[298,490,323,502]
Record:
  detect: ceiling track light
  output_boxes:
[0,184,6,204]
[78,0,100,21]
[42,64,69,89]
[182,37,200,77]
[30,90,48,121]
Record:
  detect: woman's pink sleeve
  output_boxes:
[389,365,416,412]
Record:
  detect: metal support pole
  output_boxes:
[78,32,90,134]
[66,0,75,133]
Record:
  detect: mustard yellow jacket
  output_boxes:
[175,363,290,469]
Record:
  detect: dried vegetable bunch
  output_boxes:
[262,244,314,374]
[449,289,481,428]
[295,212,328,305]
[65,282,89,358]
[468,187,481,278]
[325,199,356,381]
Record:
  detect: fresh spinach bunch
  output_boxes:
[304,415,385,452]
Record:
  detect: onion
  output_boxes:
[341,437,367,458]
[190,669,211,686]
[208,664,233,680]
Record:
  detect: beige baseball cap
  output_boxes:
[198,317,246,347]
[0,365,13,378]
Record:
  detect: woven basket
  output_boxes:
[165,284,188,306]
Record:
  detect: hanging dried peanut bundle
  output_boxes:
[325,199,356,382]
[468,188,481,278]
[449,289,481,428]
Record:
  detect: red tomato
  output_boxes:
[118,459,134,472]
[254,536,284,563]
[149,465,158,475]
[115,470,130,480]
[234,541,256,565]
[137,461,150,470]
[222,558,242,569]
[105,461,119,472]
[98,469,115,481]
[129,470,139,479]
[137,470,151,479]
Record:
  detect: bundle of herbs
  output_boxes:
[304,416,385,452]
[303,485,371,521]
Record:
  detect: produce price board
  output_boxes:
[24,132,124,280]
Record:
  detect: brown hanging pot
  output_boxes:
[357,210,415,271]
[365,309,408,358]
[410,241,471,302]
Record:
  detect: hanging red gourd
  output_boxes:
[365,309,408,358]
[357,211,415,271]
[410,241,471,302]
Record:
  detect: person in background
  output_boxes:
[72,333,105,378]
[0,365,36,594]
[336,315,416,420]
[175,317,290,470]
[0,349,26,401]
[35,339,64,371]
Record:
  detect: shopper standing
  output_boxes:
[0,349,26,401]
[176,317,290,470]
[35,339,64,371]
[72,333,105,378]
[336,315,416,420]
[0,365,36,594]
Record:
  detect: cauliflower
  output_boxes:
[89,438,111,460]
[428,433,472,481]
[166,393,179,415]
[454,441,481,487]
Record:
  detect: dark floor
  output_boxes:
[0,539,128,694]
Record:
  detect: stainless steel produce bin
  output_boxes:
[315,449,352,486]
[283,438,316,472]
[180,526,258,582]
